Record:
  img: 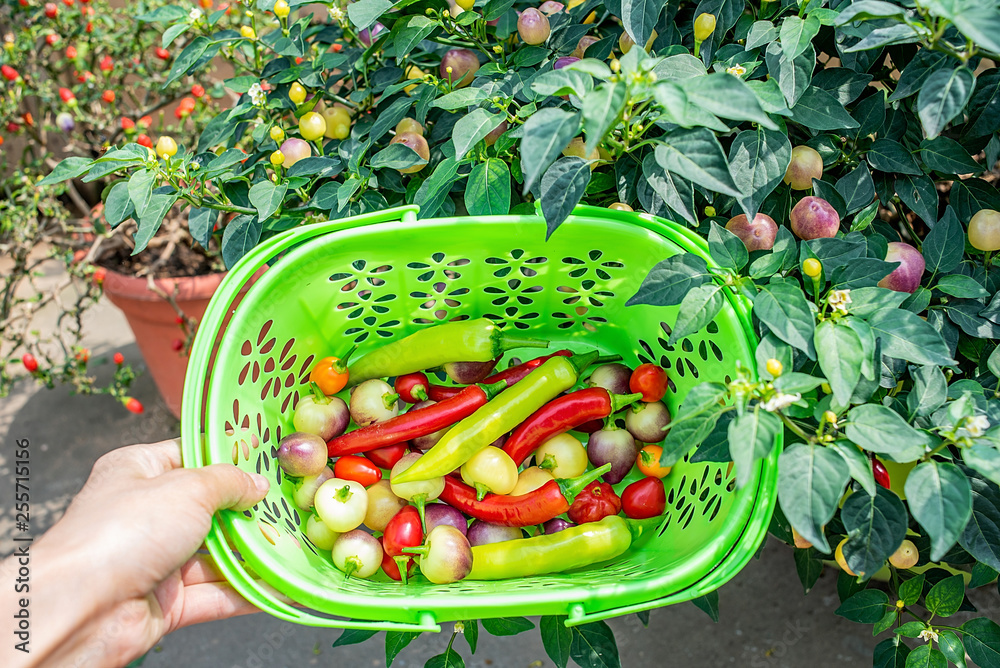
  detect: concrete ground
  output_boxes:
[2,293,998,667]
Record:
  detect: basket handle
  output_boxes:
[202,524,441,632]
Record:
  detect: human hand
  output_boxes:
[3,438,270,668]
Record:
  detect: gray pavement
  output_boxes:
[2,294,998,667]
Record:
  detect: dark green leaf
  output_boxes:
[781,14,821,59]
[904,645,947,668]
[890,50,952,102]
[794,547,825,593]
[394,16,437,58]
[936,274,989,299]
[962,617,1000,668]
[873,636,910,668]
[532,69,594,99]
[938,630,967,668]
[951,177,1000,223]
[970,561,999,589]
[812,67,874,105]
[846,404,930,462]
[755,277,817,357]
[347,0,393,29]
[853,92,887,141]
[248,181,286,222]
[778,443,850,552]
[917,67,975,139]
[641,153,697,225]
[627,254,712,307]
[166,36,211,86]
[765,41,814,107]
[835,589,890,623]
[922,206,964,274]
[899,573,925,606]
[829,259,897,290]
[220,214,261,269]
[414,157,462,218]
[897,621,928,638]
[842,487,908,579]
[925,574,966,617]
[790,86,860,131]
[188,207,216,247]
[905,461,974,561]
[679,72,779,129]
[105,182,134,228]
[133,188,178,255]
[691,591,720,622]
[836,163,876,214]
[466,158,510,216]
[453,109,505,158]
[332,628,378,648]
[541,157,591,239]
[959,465,1000,571]
[670,285,725,344]
[521,108,580,192]
[816,320,865,406]
[385,631,420,666]
[867,308,956,366]
[540,616,571,668]
[582,83,627,155]
[369,97,415,144]
[708,221,749,271]
[745,20,778,50]
[966,70,1000,139]
[867,139,922,175]
[947,2,1000,56]
[831,439,877,497]
[38,157,92,186]
[728,127,792,218]
[834,0,906,24]
[729,407,781,489]
[874,609,898,636]
[424,650,465,668]
[287,157,343,179]
[660,409,723,466]
[654,128,742,197]
[919,136,983,174]
[433,88,489,111]
[569,621,620,668]
[481,617,535,636]
[908,364,948,418]
[127,169,156,219]
[895,174,939,226]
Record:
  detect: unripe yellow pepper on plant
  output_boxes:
[693,13,716,57]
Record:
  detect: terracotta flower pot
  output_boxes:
[102,269,226,418]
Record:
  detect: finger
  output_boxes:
[172,582,263,631]
[180,554,227,585]
[96,439,184,480]
[182,463,270,513]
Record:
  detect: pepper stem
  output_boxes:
[474,482,492,502]
[334,344,358,374]
[566,349,600,376]
[343,556,360,580]
[309,381,332,404]
[477,378,509,400]
[414,385,429,401]
[402,545,429,556]
[382,392,400,410]
[538,453,557,471]
[610,392,644,413]
[334,484,354,502]
[624,516,663,545]
[594,353,623,364]
[394,556,411,585]
[557,463,611,504]
[410,493,429,533]
[493,331,549,357]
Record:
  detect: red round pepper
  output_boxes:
[503,387,642,467]
[568,481,622,524]
[872,458,891,489]
[629,363,669,402]
[382,505,423,582]
[365,443,409,470]
[437,463,611,527]
[327,381,505,457]
[621,477,666,519]
[394,372,430,403]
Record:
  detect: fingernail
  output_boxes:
[252,474,270,494]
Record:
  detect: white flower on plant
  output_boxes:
[759,392,801,412]
[248,82,266,106]
[961,415,990,439]
[828,289,852,314]
[329,5,345,23]
[726,64,747,77]
[918,629,939,644]
[454,622,465,634]
[189,8,203,21]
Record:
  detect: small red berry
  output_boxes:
[22,353,38,372]
[121,117,135,130]
[155,47,170,60]
[85,21,92,33]
[92,267,106,283]
[75,71,93,83]
[99,55,112,71]
[1,65,18,81]
[873,458,891,490]
[65,45,77,59]
[44,2,57,17]
[59,87,75,102]
[332,43,343,52]
[125,397,144,414]
[6,122,18,133]
[136,133,152,147]
[171,338,184,352]
[18,0,28,6]
[174,315,184,324]
[138,115,152,127]
[61,0,72,6]
[46,33,59,46]
[21,112,33,126]
[75,348,90,363]
[191,84,205,98]
[113,352,124,365]
[295,56,303,64]
[102,90,115,103]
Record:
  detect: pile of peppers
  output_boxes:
[278,318,673,585]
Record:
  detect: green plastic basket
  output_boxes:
[181,204,780,633]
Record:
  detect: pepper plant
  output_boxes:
[42,0,1000,664]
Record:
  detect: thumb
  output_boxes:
[186,464,270,513]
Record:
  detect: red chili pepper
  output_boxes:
[334,455,382,487]
[872,458,891,489]
[365,443,409,469]
[328,380,506,458]
[438,463,610,527]
[568,481,622,524]
[503,387,641,467]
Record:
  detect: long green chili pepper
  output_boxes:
[391,350,601,484]
[347,318,548,386]
[466,515,660,580]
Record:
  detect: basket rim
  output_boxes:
[181,205,779,629]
